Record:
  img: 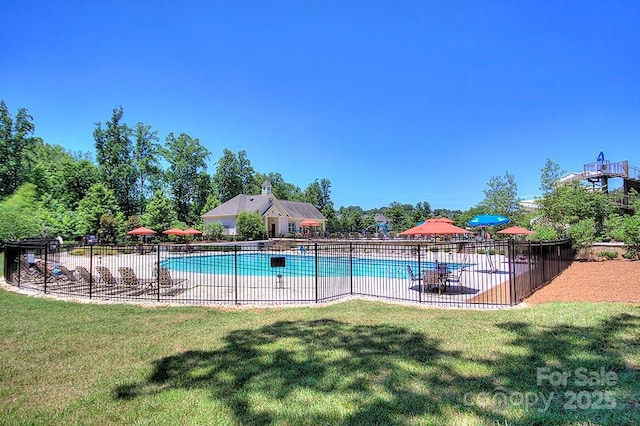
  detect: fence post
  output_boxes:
[89,245,94,298]
[43,242,48,294]
[315,243,319,303]
[349,242,353,295]
[417,245,422,303]
[509,239,516,305]
[540,242,546,284]
[156,245,161,302]
[234,245,238,305]
[17,244,21,286]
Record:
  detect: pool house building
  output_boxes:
[202,180,326,237]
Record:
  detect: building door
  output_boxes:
[271,223,276,238]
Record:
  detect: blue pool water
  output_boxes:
[161,253,465,278]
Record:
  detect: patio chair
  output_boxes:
[75,265,93,283]
[33,261,62,283]
[17,257,41,283]
[423,270,442,293]
[118,267,154,295]
[96,266,120,287]
[57,265,79,282]
[158,267,188,296]
[406,265,421,282]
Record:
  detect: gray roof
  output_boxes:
[202,194,325,220]
[279,200,325,220]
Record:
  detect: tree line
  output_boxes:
[1,100,639,257]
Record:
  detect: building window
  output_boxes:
[288,222,296,233]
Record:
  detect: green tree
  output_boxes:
[191,171,214,223]
[415,202,432,219]
[385,202,415,232]
[629,189,640,213]
[214,149,243,202]
[338,206,364,232]
[433,208,463,221]
[255,172,304,201]
[37,194,76,240]
[93,106,137,217]
[200,193,221,216]
[0,100,39,197]
[529,223,559,241]
[605,195,640,259]
[238,150,258,195]
[162,132,210,224]
[478,171,521,217]
[604,214,625,242]
[236,211,267,240]
[539,183,616,230]
[0,183,44,241]
[97,214,120,244]
[141,190,178,234]
[75,183,121,237]
[620,215,640,259]
[26,142,98,210]
[540,158,565,195]
[132,122,162,215]
[304,178,332,210]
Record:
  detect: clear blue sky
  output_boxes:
[2,1,639,211]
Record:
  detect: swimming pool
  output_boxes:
[161,253,465,279]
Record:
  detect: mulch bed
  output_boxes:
[523,260,640,304]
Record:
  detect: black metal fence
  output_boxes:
[3,239,574,308]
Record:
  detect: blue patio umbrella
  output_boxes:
[467,214,510,227]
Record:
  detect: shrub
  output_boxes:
[567,218,596,257]
[598,251,618,260]
[69,247,90,256]
[203,222,225,241]
[237,211,268,241]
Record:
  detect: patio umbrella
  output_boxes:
[497,225,535,235]
[300,220,321,227]
[401,221,471,236]
[163,228,187,236]
[467,214,510,227]
[127,226,157,235]
[183,227,203,235]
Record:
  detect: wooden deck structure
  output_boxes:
[581,155,640,210]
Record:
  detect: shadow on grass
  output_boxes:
[114,314,640,424]
[484,312,640,424]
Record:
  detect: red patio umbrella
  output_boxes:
[127,226,157,235]
[497,225,535,235]
[300,220,321,227]
[401,221,470,236]
[183,227,203,235]
[163,228,188,236]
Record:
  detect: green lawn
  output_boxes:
[1,289,639,425]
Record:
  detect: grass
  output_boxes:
[1,289,639,425]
